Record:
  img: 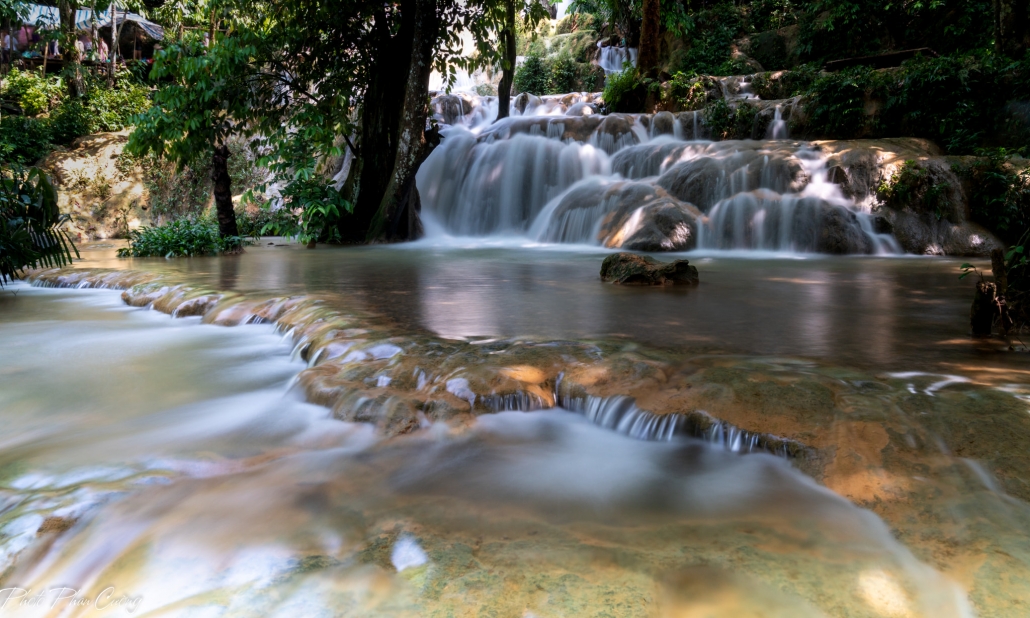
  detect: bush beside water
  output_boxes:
[117,218,244,258]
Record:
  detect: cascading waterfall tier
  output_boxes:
[418,90,902,254]
[597,43,638,74]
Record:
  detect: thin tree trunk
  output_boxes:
[495,0,515,122]
[995,0,1028,57]
[108,1,116,85]
[59,1,85,96]
[211,144,239,239]
[637,0,661,74]
[368,0,439,241]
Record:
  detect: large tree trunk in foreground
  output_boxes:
[637,0,660,75]
[368,0,440,241]
[211,145,239,239]
[344,2,417,242]
[495,0,516,122]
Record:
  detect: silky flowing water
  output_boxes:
[2,243,1030,616]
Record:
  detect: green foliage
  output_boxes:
[555,13,596,34]
[0,69,65,116]
[514,53,551,95]
[234,206,300,239]
[668,3,747,76]
[548,53,577,94]
[803,66,882,139]
[799,54,1017,153]
[130,153,211,219]
[549,31,599,63]
[877,159,954,221]
[699,99,761,139]
[797,0,995,64]
[0,117,56,166]
[602,67,643,112]
[0,75,151,165]
[750,64,819,99]
[0,166,78,286]
[665,72,722,111]
[49,77,152,143]
[960,149,1030,243]
[116,217,242,258]
[127,36,254,167]
[119,139,264,220]
[266,177,352,245]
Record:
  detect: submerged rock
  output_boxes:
[599,252,700,285]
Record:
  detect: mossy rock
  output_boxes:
[599,252,699,285]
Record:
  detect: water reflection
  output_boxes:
[78,244,1018,373]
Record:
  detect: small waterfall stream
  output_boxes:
[418,99,900,254]
[597,43,638,74]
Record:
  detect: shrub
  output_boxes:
[960,149,1030,243]
[803,66,884,139]
[120,139,263,221]
[0,117,55,165]
[550,31,598,63]
[548,53,577,94]
[0,69,65,115]
[273,177,350,244]
[602,67,644,112]
[1,165,78,285]
[670,3,746,76]
[665,72,722,111]
[116,217,242,257]
[555,13,596,34]
[122,152,211,219]
[701,99,733,138]
[877,160,956,222]
[514,53,550,95]
[235,206,300,238]
[1,76,152,164]
[750,65,820,100]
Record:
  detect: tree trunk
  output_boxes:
[59,1,85,96]
[367,0,439,242]
[343,2,417,242]
[637,0,661,75]
[995,0,1029,58]
[211,145,239,239]
[495,0,516,122]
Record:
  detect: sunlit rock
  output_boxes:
[538,180,701,251]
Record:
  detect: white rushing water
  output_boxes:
[418,98,899,254]
[0,283,976,617]
[597,43,638,74]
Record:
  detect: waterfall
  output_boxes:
[767,104,788,139]
[417,127,611,236]
[597,43,638,74]
[417,90,906,255]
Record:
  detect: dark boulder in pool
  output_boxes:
[600,253,700,286]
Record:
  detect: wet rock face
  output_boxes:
[599,253,700,285]
[431,94,474,126]
[884,212,1002,256]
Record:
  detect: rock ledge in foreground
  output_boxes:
[600,252,699,285]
